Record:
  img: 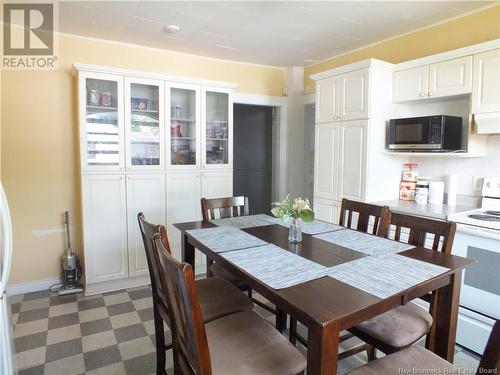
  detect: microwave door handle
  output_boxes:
[0,184,13,297]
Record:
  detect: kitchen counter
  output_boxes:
[374,199,478,221]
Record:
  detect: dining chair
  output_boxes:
[339,198,391,236]
[346,319,500,375]
[289,199,391,346]
[349,212,458,360]
[137,213,253,375]
[153,233,307,375]
[200,196,278,316]
[200,196,249,281]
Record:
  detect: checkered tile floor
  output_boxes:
[10,286,163,375]
[9,285,481,375]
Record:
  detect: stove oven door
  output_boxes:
[452,224,500,353]
[453,224,500,318]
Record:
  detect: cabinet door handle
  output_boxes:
[429,92,433,97]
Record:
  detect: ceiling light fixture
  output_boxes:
[304,59,318,63]
[164,24,181,34]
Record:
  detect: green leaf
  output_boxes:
[299,209,315,223]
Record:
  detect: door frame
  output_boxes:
[232,94,287,201]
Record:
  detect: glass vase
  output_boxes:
[288,219,302,243]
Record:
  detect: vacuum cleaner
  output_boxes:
[58,211,83,296]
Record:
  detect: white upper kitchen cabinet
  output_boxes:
[393,65,429,102]
[202,87,233,170]
[340,68,369,120]
[167,82,201,169]
[78,71,125,172]
[126,174,166,277]
[472,48,500,114]
[339,120,367,201]
[315,76,340,123]
[395,56,474,101]
[82,174,128,284]
[314,122,339,200]
[125,77,165,170]
[429,56,473,98]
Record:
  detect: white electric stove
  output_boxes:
[447,177,500,355]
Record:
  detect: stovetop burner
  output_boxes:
[468,214,500,222]
[484,210,500,216]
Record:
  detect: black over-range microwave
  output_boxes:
[388,115,463,152]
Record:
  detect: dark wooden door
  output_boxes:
[233,104,273,215]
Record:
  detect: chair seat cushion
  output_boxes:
[206,310,306,375]
[210,263,248,290]
[347,346,457,375]
[196,277,253,323]
[356,302,432,348]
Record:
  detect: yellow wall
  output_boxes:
[1,34,285,285]
[305,5,500,90]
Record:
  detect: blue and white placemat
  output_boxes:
[313,230,414,256]
[220,244,329,289]
[210,214,274,229]
[270,218,345,235]
[186,226,267,253]
[326,254,450,298]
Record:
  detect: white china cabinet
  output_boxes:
[75,64,235,294]
[79,72,125,172]
[125,78,165,170]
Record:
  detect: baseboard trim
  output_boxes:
[6,277,63,297]
[84,276,150,296]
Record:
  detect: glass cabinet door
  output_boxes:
[83,75,123,169]
[169,85,198,167]
[126,79,163,169]
[204,90,230,167]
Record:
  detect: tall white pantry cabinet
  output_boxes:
[74,64,236,294]
[311,59,402,223]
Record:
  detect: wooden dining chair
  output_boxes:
[347,319,500,375]
[349,212,458,360]
[339,198,391,237]
[201,196,249,221]
[289,199,391,346]
[200,196,277,316]
[137,213,253,375]
[153,233,307,375]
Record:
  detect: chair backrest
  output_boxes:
[477,319,500,374]
[153,234,212,375]
[338,199,390,237]
[137,213,172,308]
[388,212,457,253]
[201,196,249,221]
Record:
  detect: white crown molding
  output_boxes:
[305,3,499,69]
[394,38,500,71]
[6,277,62,297]
[233,93,287,107]
[310,59,394,81]
[58,31,286,71]
[72,63,239,89]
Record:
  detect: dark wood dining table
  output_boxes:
[174,220,474,375]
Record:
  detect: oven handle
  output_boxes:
[455,223,500,241]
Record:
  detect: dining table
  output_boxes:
[174,218,474,375]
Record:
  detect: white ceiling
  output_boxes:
[59,1,494,67]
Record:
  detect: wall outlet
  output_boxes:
[472,176,483,192]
